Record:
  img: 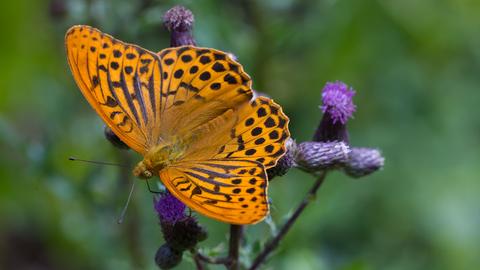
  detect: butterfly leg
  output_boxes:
[146,179,163,194]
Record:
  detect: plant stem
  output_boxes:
[228,225,244,270]
[248,171,328,270]
[191,250,206,270]
[195,252,230,265]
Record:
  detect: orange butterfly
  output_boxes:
[65,25,290,224]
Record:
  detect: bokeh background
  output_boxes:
[1,0,479,269]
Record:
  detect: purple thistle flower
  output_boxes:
[155,192,208,251]
[154,192,186,224]
[163,6,194,32]
[320,81,356,125]
[313,81,356,143]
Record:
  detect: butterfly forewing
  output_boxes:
[156,47,253,139]
[65,25,163,153]
[160,159,269,224]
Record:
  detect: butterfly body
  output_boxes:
[134,137,187,179]
[65,25,290,224]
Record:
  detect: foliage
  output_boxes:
[1,0,479,269]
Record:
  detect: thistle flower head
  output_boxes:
[320,81,356,125]
[162,6,196,47]
[313,81,356,143]
[154,192,186,224]
[155,192,207,251]
[163,5,194,32]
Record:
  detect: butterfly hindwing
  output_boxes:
[65,25,163,153]
[215,97,290,168]
[180,96,290,170]
[160,159,269,224]
[161,97,289,224]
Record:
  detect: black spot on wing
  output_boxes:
[110,61,119,70]
[269,130,279,139]
[251,127,262,136]
[176,47,190,55]
[174,69,184,79]
[190,66,199,74]
[257,107,267,117]
[212,62,226,72]
[199,55,211,64]
[181,54,192,63]
[224,74,237,84]
[124,66,133,74]
[214,53,226,60]
[199,71,211,81]
[264,117,276,127]
[210,82,221,90]
[113,49,122,57]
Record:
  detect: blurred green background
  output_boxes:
[1,0,479,269]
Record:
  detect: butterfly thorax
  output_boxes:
[133,138,186,179]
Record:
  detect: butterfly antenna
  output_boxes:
[117,180,136,224]
[68,156,128,167]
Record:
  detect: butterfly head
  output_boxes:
[133,160,154,179]
[133,142,185,179]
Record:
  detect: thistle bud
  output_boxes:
[104,126,129,150]
[295,141,350,172]
[155,243,183,269]
[49,0,67,20]
[162,216,208,251]
[344,148,384,178]
[267,138,296,179]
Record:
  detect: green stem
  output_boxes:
[228,225,244,270]
[249,171,328,270]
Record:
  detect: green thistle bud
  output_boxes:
[155,243,183,269]
[344,148,384,178]
[295,141,350,172]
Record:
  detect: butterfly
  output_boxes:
[65,25,290,224]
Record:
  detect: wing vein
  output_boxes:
[133,69,148,127]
